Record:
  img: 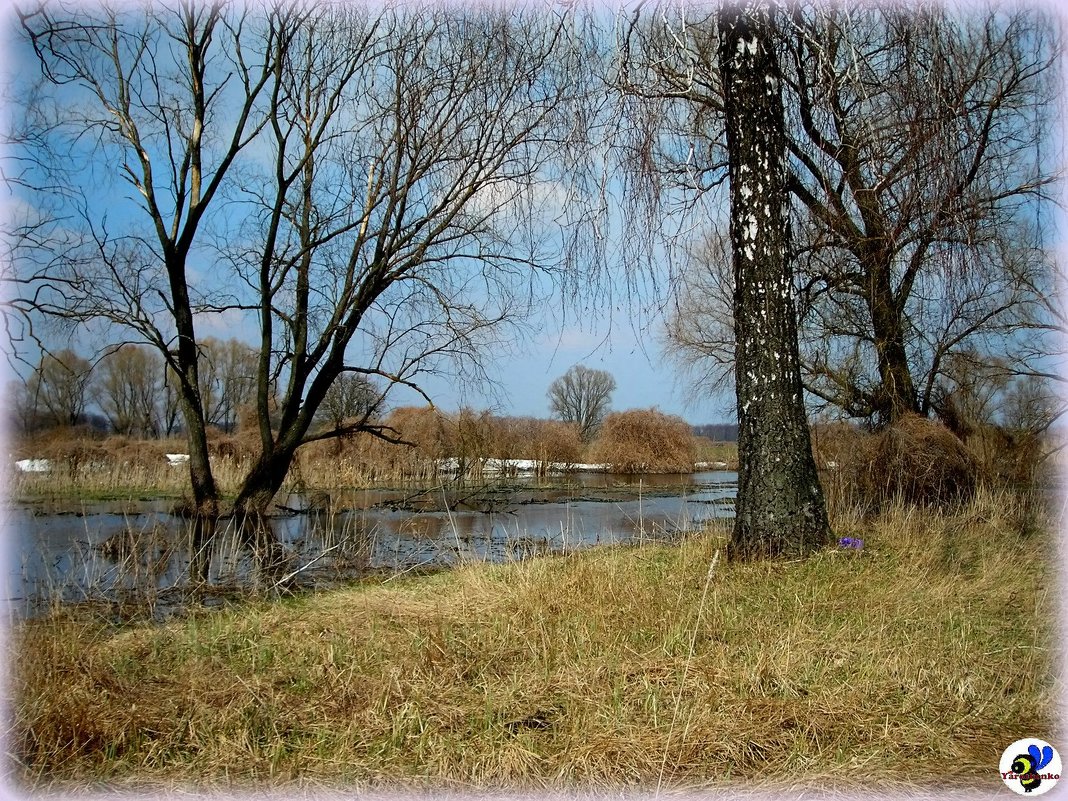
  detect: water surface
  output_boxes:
[4,471,737,618]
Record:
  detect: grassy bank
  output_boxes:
[8,489,1058,794]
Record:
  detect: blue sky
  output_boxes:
[8,1,1061,431]
[397,300,736,424]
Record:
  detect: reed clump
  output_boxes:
[10,487,1055,794]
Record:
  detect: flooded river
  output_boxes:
[4,471,737,619]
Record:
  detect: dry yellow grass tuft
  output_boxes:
[9,489,1057,794]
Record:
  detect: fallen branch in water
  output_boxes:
[272,543,343,590]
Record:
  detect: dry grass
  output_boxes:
[9,454,256,504]
[8,488,1057,795]
[9,431,261,502]
[693,438,738,469]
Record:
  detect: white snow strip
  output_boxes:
[15,458,51,473]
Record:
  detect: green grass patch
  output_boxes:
[8,488,1058,794]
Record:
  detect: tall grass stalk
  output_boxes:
[656,548,720,798]
[441,483,464,565]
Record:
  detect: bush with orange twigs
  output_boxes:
[587,408,696,473]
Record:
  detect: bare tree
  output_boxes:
[9,380,38,434]
[94,344,161,437]
[625,5,1060,430]
[223,5,590,518]
[11,1,289,514]
[932,348,1061,440]
[198,337,257,433]
[547,364,616,443]
[160,364,183,437]
[717,5,830,558]
[662,231,735,402]
[315,373,379,433]
[1000,374,1060,439]
[9,4,595,529]
[784,7,1060,425]
[616,3,830,557]
[26,348,92,428]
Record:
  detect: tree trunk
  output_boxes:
[174,378,219,583]
[719,4,832,560]
[234,446,297,519]
[236,352,344,518]
[165,244,220,518]
[180,392,218,513]
[228,436,303,581]
[866,255,921,425]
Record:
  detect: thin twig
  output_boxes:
[272,542,342,590]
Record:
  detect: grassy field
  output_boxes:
[7,488,1059,795]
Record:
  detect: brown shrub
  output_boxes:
[206,430,260,462]
[867,414,978,507]
[587,409,696,473]
[492,416,582,470]
[17,431,111,474]
[110,438,185,470]
[486,415,528,460]
[386,406,453,456]
[14,427,102,458]
[453,407,496,465]
[530,419,582,468]
[352,406,453,480]
[812,415,977,512]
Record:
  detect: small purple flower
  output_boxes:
[838,536,864,550]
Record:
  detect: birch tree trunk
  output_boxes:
[718,5,831,559]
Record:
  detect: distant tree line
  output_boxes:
[692,423,738,443]
[10,338,377,441]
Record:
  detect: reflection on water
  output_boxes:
[4,472,736,618]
